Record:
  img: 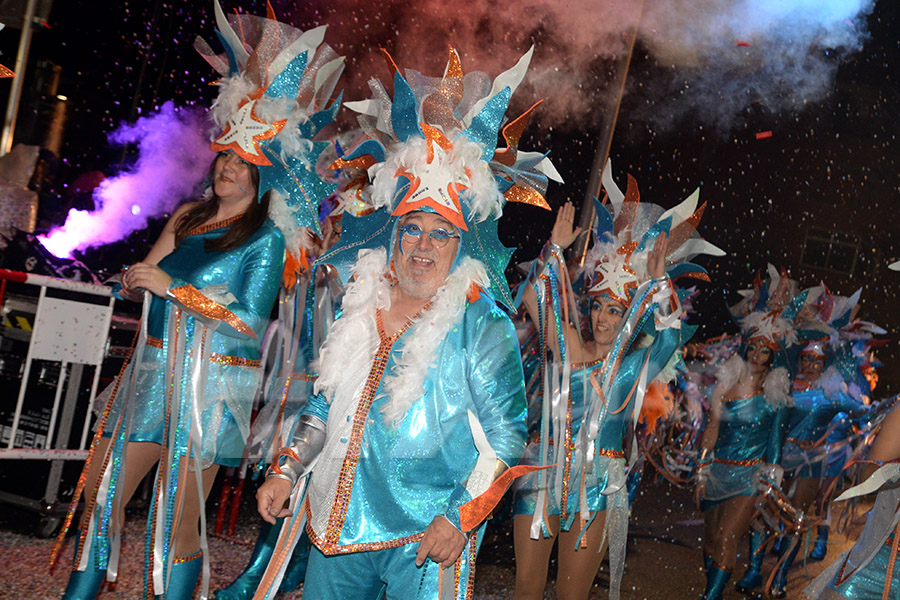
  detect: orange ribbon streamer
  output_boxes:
[458,464,553,532]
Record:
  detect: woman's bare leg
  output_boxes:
[708,495,758,570]
[702,503,725,559]
[513,514,559,600]
[791,477,819,514]
[556,511,608,600]
[79,440,163,532]
[173,460,220,556]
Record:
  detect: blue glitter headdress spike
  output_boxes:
[194,1,345,255]
[584,159,725,307]
[324,45,561,310]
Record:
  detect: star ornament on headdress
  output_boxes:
[801,340,828,358]
[392,140,470,231]
[588,256,639,305]
[210,96,287,166]
[741,310,796,350]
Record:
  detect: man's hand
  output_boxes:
[415,516,467,569]
[256,477,294,525]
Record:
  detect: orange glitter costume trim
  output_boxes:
[185,215,243,237]
[315,304,430,553]
[168,284,256,338]
[173,550,202,564]
[714,457,763,467]
[147,335,260,367]
[597,448,626,459]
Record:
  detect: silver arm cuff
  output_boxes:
[653,276,673,317]
[267,414,326,487]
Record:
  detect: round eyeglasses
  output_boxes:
[397,223,460,248]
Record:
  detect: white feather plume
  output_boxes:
[368,135,503,224]
[763,366,793,408]
[714,354,744,391]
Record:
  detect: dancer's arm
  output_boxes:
[695,382,725,506]
[521,202,582,358]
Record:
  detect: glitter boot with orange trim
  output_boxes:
[164,551,203,600]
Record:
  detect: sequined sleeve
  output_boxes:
[444,299,528,530]
[463,301,528,467]
[765,405,791,465]
[618,325,683,388]
[302,391,331,425]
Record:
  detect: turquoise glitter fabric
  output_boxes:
[303,293,527,549]
[103,218,284,466]
[782,386,864,478]
[702,394,790,507]
[806,487,900,599]
[513,326,682,526]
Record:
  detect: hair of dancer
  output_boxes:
[513,163,723,600]
[694,276,797,600]
[52,3,343,599]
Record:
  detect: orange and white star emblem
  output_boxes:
[211,97,286,166]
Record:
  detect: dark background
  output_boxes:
[0,0,897,391]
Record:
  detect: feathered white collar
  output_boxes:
[715,354,793,408]
[313,247,490,426]
[800,366,848,400]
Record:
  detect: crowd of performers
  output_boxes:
[47,4,900,600]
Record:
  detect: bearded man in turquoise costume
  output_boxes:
[255,46,561,599]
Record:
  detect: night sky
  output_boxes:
[1,0,897,388]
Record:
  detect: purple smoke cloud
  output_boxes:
[39,101,214,258]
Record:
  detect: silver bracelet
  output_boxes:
[265,472,294,484]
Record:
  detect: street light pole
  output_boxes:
[574,0,645,265]
[0,0,39,156]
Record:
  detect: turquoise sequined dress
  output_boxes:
[782,384,863,479]
[513,326,681,529]
[102,217,285,466]
[702,392,790,509]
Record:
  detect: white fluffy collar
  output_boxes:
[715,354,793,408]
[313,247,490,426]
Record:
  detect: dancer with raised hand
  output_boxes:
[513,165,723,600]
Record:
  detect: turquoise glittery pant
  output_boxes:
[302,529,483,600]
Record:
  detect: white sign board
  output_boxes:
[30,297,112,365]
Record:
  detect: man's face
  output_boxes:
[392,211,460,301]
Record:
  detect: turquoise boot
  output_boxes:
[216,520,281,600]
[769,537,801,599]
[703,562,732,600]
[734,529,765,594]
[163,551,203,600]
[809,525,828,561]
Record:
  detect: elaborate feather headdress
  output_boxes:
[320,46,560,308]
[194,1,344,256]
[583,160,725,305]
